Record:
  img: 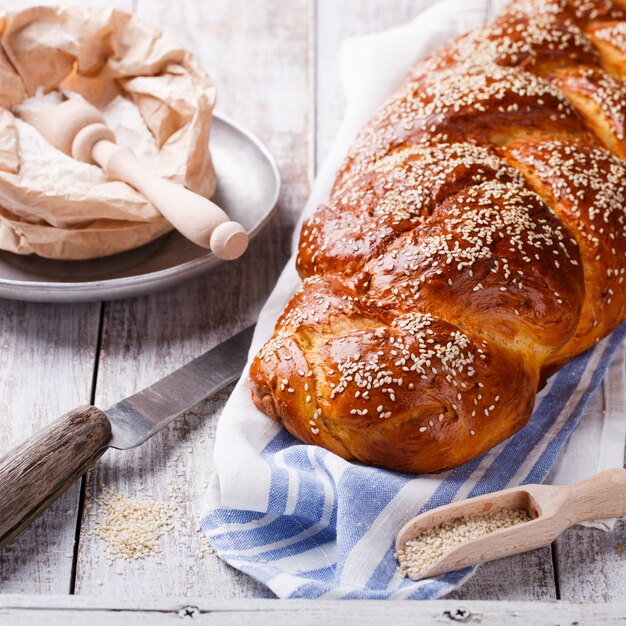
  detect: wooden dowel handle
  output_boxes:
[19,101,249,259]
[561,468,626,524]
[0,406,111,550]
[90,140,248,260]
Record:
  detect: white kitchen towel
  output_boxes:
[202,0,626,599]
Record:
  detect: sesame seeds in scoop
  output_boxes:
[396,509,530,580]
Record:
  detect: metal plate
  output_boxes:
[0,112,280,303]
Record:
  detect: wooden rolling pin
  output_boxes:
[17,98,248,260]
[395,468,626,581]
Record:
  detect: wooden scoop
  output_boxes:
[395,468,626,581]
[16,97,248,260]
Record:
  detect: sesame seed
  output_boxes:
[397,509,529,578]
[93,488,178,562]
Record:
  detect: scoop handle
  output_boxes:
[91,139,248,260]
[560,468,626,524]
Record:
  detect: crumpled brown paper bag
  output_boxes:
[0,5,216,260]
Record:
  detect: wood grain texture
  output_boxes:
[447,550,556,601]
[315,0,441,167]
[555,520,626,602]
[553,385,626,602]
[0,0,129,597]
[0,406,110,551]
[73,0,313,599]
[2,595,626,625]
[0,301,100,593]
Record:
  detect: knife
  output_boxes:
[0,324,254,550]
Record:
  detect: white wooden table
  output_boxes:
[0,0,625,622]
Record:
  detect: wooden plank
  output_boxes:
[315,0,441,167]
[553,355,626,602]
[314,0,556,601]
[73,0,313,598]
[0,300,100,593]
[0,0,134,596]
[1,595,626,626]
[446,549,555,601]
[555,519,626,602]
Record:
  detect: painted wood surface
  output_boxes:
[0,0,623,607]
[0,301,100,594]
[2,595,626,625]
[0,0,130,596]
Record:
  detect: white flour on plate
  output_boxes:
[13,90,160,193]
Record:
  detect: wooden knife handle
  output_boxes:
[0,405,111,550]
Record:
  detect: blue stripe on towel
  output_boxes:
[203,321,626,599]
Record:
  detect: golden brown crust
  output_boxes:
[334,64,589,191]
[251,0,626,473]
[250,277,538,473]
[363,180,584,358]
[502,139,626,361]
[297,143,523,277]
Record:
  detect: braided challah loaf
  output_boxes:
[250,0,626,473]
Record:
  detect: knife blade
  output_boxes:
[0,324,255,550]
[107,324,255,449]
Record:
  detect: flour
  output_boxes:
[14,118,108,194]
[12,90,161,194]
[102,95,161,171]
